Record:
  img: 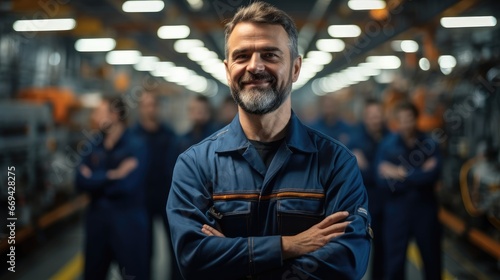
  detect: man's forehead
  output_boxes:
[227,22,288,48]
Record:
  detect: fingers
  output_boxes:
[201,224,225,237]
[323,221,350,235]
[316,211,349,229]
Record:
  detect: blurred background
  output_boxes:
[0,0,499,279]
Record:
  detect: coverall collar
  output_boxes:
[215,110,318,154]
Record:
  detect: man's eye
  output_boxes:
[235,54,248,60]
[264,53,279,59]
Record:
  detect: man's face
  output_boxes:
[397,109,417,137]
[224,22,301,115]
[91,101,116,130]
[139,93,158,122]
[188,99,211,127]
[364,104,383,133]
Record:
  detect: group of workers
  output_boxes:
[75,2,442,280]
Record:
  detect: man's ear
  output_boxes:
[291,55,302,82]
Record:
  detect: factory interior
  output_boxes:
[0,0,500,279]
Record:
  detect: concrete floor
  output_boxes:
[1,213,499,280]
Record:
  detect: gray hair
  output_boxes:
[224,1,299,60]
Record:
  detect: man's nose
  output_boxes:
[246,53,265,73]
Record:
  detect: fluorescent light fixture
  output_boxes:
[305,51,333,65]
[187,47,218,62]
[301,62,324,74]
[348,0,386,11]
[441,67,453,75]
[187,76,208,93]
[134,56,159,71]
[343,67,369,82]
[157,25,190,39]
[391,40,419,53]
[174,39,204,53]
[366,55,401,69]
[202,62,225,74]
[105,50,142,65]
[13,18,76,32]
[440,16,497,28]
[198,58,223,66]
[165,67,195,84]
[151,61,175,77]
[328,25,361,38]
[419,58,430,71]
[122,0,164,13]
[186,0,203,10]
[316,39,345,52]
[357,63,381,76]
[375,70,396,84]
[438,55,456,68]
[75,38,116,52]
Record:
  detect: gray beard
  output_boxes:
[231,78,292,115]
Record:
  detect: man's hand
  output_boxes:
[281,211,350,260]
[353,150,368,170]
[379,161,407,181]
[201,224,225,237]
[107,157,138,180]
[79,165,92,178]
[422,157,437,172]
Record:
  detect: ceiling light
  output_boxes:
[174,39,204,53]
[13,18,76,32]
[122,0,164,13]
[157,25,190,39]
[305,51,333,65]
[316,39,345,52]
[419,58,430,71]
[440,16,497,28]
[198,58,223,66]
[374,70,396,84]
[391,40,419,53]
[438,55,457,68]
[134,56,159,71]
[343,67,369,82]
[440,67,453,75]
[357,63,381,76]
[366,55,401,69]
[164,67,195,84]
[105,50,141,65]
[151,61,175,77]
[186,0,203,10]
[75,38,116,52]
[348,0,386,11]
[187,76,208,93]
[187,47,218,61]
[327,25,361,38]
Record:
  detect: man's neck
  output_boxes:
[104,123,125,150]
[238,101,291,142]
[140,118,159,132]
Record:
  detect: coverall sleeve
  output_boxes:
[403,141,442,188]
[167,153,283,280]
[75,155,108,193]
[279,156,372,280]
[75,139,148,197]
[103,140,148,197]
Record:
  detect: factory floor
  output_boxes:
[1,212,499,280]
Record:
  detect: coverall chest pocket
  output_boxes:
[277,199,325,236]
[212,200,252,238]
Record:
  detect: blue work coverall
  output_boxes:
[375,132,442,280]
[76,129,150,280]
[349,124,389,280]
[167,112,372,280]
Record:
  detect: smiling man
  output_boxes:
[167,2,371,279]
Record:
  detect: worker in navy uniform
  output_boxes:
[375,101,442,280]
[309,93,352,146]
[177,95,218,153]
[131,91,182,280]
[76,96,150,280]
[349,99,389,280]
[167,2,371,279]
